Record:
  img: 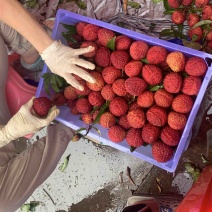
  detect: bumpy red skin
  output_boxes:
[142,123,160,144]
[168,0,181,8]
[207,40,212,49]
[154,89,174,108]
[33,97,53,117]
[182,76,202,95]
[115,35,132,51]
[142,64,163,85]
[124,60,143,77]
[161,125,181,146]
[182,0,193,6]
[126,128,144,148]
[76,98,93,114]
[76,22,87,36]
[127,109,146,128]
[110,50,130,69]
[163,72,183,94]
[67,100,78,115]
[130,41,149,60]
[75,80,91,96]
[112,79,127,96]
[94,46,111,67]
[125,77,147,96]
[86,72,105,91]
[166,51,186,72]
[102,66,122,84]
[109,97,128,116]
[202,5,212,20]
[98,28,115,46]
[185,57,207,76]
[52,92,67,106]
[137,91,154,108]
[168,111,187,130]
[187,13,200,27]
[100,112,116,128]
[82,24,100,41]
[108,125,126,142]
[118,115,131,130]
[146,105,168,127]
[101,84,116,101]
[172,94,194,113]
[152,142,174,163]
[188,27,203,42]
[80,41,98,57]
[172,11,186,25]
[206,30,212,41]
[88,91,105,107]
[129,102,142,111]
[81,113,93,124]
[146,46,167,65]
[195,0,209,8]
[64,86,78,100]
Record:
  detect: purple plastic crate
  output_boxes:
[36,9,212,172]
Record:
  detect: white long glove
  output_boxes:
[40,40,96,91]
[0,97,59,148]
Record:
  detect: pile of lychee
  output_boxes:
[52,22,207,163]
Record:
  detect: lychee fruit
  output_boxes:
[88,91,105,106]
[142,123,160,144]
[82,24,100,41]
[125,77,147,96]
[76,98,93,114]
[80,41,98,57]
[109,97,128,116]
[76,22,87,36]
[129,41,149,60]
[100,112,116,128]
[86,71,105,91]
[81,113,93,124]
[64,85,78,100]
[146,105,168,127]
[182,0,193,6]
[112,79,127,96]
[75,80,91,96]
[142,64,163,85]
[118,115,131,130]
[129,102,141,111]
[108,125,126,142]
[172,11,186,25]
[206,30,212,41]
[195,0,209,8]
[188,27,203,42]
[127,109,146,128]
[137,90,154,108]
[124,60,143,77]
[101,84,116,101]
[187,13,200,27]
[182,75,202,95]
[185,57,207,76]
[202,5,212,20]
[52,92,67,106]
[168,111,187,130]
[94,46,111,67]
[154,89,174,108]
[110,50,130,69]
[126,128,144,148]
[102,66,122,84]
[166,51,186,72]
[67,99,78,115]
[168,0,181,8]
[115,35,132,50]
[98,28,115,46]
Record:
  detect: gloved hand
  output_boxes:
[40,40,96,91]
[0,97,59,147]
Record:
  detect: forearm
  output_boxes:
[0,125,10,148]
[0,0,54,53]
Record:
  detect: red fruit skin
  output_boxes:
[109,97,128,116]
[185,57,207,76]
[80,41,98,57]
[112,79,127,97]
[152,142,174,163]
[188,27,203,42]
[108,125,126,142]
[98,28,115,46]
[168,111,187,130]
[86,72,105,91]
[102,66,122,84]
[182,76,202,95]
[125,77,147,96]
[81,113,93,124]
[76,98,93,114]
[115,35,132,50]
[142,64,163,85]
[206,30,212,41]
[94,46,111,67]
[32,97,53,117]
[146,105,168,127]
[166,52,186,72]
[75,80,91,96]
[168,0,181,8]
[76,22,87,36]
[146,46,167,65]
[187,13,200,27]
[154,89,174,108]
[161,125,181,146]
[67,99,78,115]
[64,85,78,100]
[52,92,67,106]
[207,40,212,49]
[88,91,105,106]
[124,60,143,77]
[137,91,154,108]
[129,102,142,111]
[118,115,131,130]
[130,41,149,60]
[110,50,130,69]
[195,0,209,8]
[126,128,144,148]
[100,112,116,128]
[127,109,146,128]
[172,11,186,25]
[172,94,194,113]
[101,84,116,101]
[142,123,160,144]
[163,72,183,94]
[202,5,212,20]
[82,24,100,41]
[182,0,193,6]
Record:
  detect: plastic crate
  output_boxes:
[36,9,212,172]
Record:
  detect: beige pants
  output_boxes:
[0,22,73,211]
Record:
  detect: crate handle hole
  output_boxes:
[205,57,212,67]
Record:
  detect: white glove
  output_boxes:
[40,40,96,91]
[0,97,59,147]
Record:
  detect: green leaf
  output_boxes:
[192,20,212,29]
[163,10,175,15]
[159,29,174,37]
[62,24,77,33]
[92,126,101,135]
[62,32,77,43]
[201,153,210,163]
[92,102,109,125]
[107,36,116,51]
[177,24,183,34]
[182,39,202,50]
[163,0,172,11]
[29,201,40,211]
[21,204,30,212]
[59,154,71,172]
[148,85,163,91]
[127,1,141,9]
[149,23,156,32]
[50,75,60,93]
[152,0,163,4]
[75,0,87,10]
[42,74,51,96]
[140,58,149,64]
[130,146,137,152]
[75,127,87,134]
[192,34,198,42]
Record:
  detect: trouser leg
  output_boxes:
[0,123,73,212]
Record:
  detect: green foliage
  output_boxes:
[107,37,116,51]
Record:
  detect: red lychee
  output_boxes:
[80,41,98,57]
[64,85,78,100]
[112,79,127,97]
[137,90,154,108]
[100,112,116,128]
[109,97,128,116]
[98,28,115,46]
[146,46,167,65]
[76,22,87,36]
[154,89,174,108]
[115,35,132,51]
[101,84,116,101]
[108,125,126,142]
[206,30,212,41]
[118,115,131,130]
[82,24,100,41]
[168,111,187,130]
[126,128,144,148]
[129,102,142,111]
[188,27,203,42]
[182,75,202,95]
[172,11,186,25]
[195,0,209,8]
[86,71,105,91]
[102,66,122,84]
[168,0,181,8]
[52,92,67,106]
[124,60,143,77]
[127,109,146,128]
[88,91,105,106]
[110,50,130,69]
[76,98,93,114]
[187,13,200,27]
[81,113,93,124]
[202,5,212,20]
[94,46,111,67]
[142,123,160,144]
[75,80,91,96]
[182,0,193,6]
[129,41,149,60]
